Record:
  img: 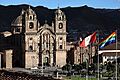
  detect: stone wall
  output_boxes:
[3,50,12,68]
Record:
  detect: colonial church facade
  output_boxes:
[9,6,67,68]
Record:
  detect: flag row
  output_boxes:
[79,31,116,49]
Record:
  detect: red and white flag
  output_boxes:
[90,32,96,43]
[80,32,96,47]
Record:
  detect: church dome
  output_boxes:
[55,7,64,14]
[55,7,66,20]
[55,9,63,14]
[26,6,36,15]
[11,15,22,26]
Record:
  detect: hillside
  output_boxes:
[0,4,120,41]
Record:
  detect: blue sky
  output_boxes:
[0,0,120,9]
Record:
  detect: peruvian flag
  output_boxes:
[80,32,96,47]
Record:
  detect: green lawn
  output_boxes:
[64,76,97,80]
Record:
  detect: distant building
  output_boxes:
[67,40,120,65]
[102,52,120,64]
[0,6,67,68]
[67,42,96,65]
[99,43,120,64]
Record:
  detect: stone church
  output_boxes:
[1,6,67,68]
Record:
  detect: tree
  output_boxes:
[106,62,115,72]
[62,63,71,71]
[72,64,82,71]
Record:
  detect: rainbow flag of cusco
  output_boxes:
[99,32,116,49]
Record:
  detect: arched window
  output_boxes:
[15,28,20,32]
[29,45,33,51]
[62,15,65,20]
[60,45,62,49]
[30,16,32,20]
[29,22,34,29]
[59,23,63,29]
[30,37,33,40]
[59,17,62,20]
[60,37,62,40]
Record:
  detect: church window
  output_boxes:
[29,22,34,29]
[46,42,49,48]
[59,17,62,20]
[105,56,106,59]
[60,45,62,49]
[46,34,48,42]
[60,37,62,40]
[30,37,33,40]
[52,43,54,46]
[30,16,32,20]
[59,23,63,29]
[29,45,33,51]
[62,15,64,20]
[38,43,40,46]
[15,28,20,32]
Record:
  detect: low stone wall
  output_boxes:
[0,70,62,80]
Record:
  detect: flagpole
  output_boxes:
[85,47,88,80]
[116,30,118,80]
[98,44,99,80]
[97,30,100,80]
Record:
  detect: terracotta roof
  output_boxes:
[102,52,120,56]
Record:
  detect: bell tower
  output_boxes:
[55,7,67,67]
[25,6,38,33]
[24,6,39,68]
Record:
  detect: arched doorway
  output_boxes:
[43,50,50,66]
[44,57,49,66]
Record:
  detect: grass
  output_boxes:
[64,76,97,80]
